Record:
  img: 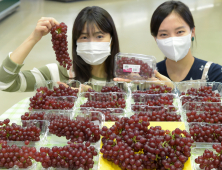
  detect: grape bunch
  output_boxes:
[87,85,124,93]
[50,22,72,69]
[133,84,172,94]
[186,110,222,123]
[133,94,174,106]
[48,115,101,143]
[195,143,222,169]
[0,119,41,141]
[180,86,221,97]
[29,84,78,110]
[0,140,37,169]
[33,142,97,169]
[21,111,45,120]
[81,92,126,109]
[116,56,153,79]
[100,115,193,169]
[189,123,222,142]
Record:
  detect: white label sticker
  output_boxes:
[123,64,140,73]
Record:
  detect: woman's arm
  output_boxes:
[10,17,59,64]
[0,17,62,92]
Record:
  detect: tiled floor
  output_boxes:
[0,0,222,115]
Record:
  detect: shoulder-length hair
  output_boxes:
[72,6,120,83]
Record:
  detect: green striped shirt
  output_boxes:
[0,54,107,92]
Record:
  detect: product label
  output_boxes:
[123,64,140,73]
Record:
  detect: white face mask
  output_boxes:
[156,33,191,62]
[76,38,112,65]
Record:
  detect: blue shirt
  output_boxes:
[156,57,222,82]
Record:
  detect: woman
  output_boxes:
[152,1,222,82]
[0,6,120,92]
[115,0,222,83]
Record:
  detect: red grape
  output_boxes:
[50,22,72,70]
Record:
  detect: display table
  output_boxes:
[0,99,193,170]
[0,97,29,120]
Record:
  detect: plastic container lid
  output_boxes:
[83,81,129,93]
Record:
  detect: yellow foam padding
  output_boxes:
[99,122,192,170]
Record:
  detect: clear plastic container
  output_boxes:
[36,146,100,170]
[34,80,81,97]
[29,95,77,109]
[3,120,49,147]
[182,102,222,112]
[30,80,79,110]
[187,122,221,146]
[182,109,222,123]
[114,52,156,80]
[83,81,129,93]
[191,146,217,170]
[129,80,177,94]
[177,82,222,96]
[131,105,181,121]
[78,107,125,121]
[79,92,127,109]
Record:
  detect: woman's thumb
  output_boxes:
[154,70,163,80]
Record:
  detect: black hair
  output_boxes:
[72,6,120,83]
[150,1,195,37]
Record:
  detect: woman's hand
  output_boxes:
[114,70,174,88]
[113,78,131,83]
[30,17,59,43]
[149,70,174,88]
[114,73,143,82]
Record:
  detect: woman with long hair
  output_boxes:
[0,6,120,92]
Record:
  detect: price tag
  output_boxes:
[123,64,140,73]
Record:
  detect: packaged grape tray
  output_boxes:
[177,82,222,97]
[78,92,128,109]
[186,122,222,147]
[34,80,81,97]
[130,105,183,122]
[191,146,218,170]
[131,93,180,108]
[35,145,100,170]
[114,52,156,80]
[77,107,126,121]
[182,102,222,123]
[1,120,49,147]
